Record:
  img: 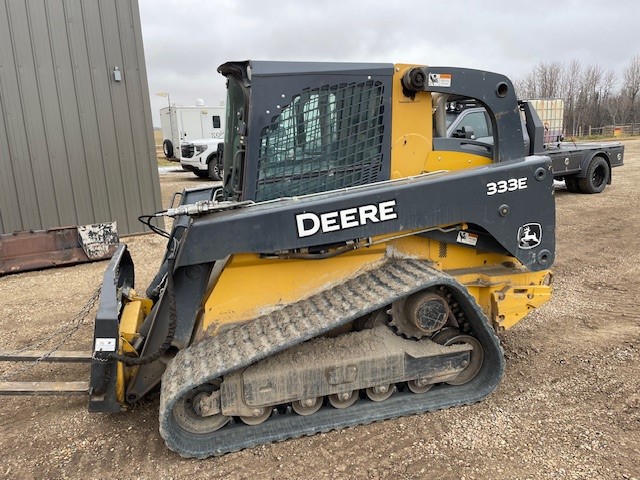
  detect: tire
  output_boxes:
[193,170,209,179]
[207,154,223,181]
[578,156,610,194]
[564,175,581,193]
[163,139,174,158]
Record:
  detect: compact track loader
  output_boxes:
[5,62,556,458]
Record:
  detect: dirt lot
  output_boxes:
[1,142,639,479]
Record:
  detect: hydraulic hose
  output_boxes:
[108,259,177,366]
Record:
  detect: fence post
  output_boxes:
[588,126,592,136]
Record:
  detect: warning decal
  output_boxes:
[427,73,452,87]
[456,231,478,246]
[95,338,117,352]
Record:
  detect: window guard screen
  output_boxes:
[256,81,385,201]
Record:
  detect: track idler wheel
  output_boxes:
[432,329,484,385]
[171,380,230,434]
[443,335,484,385]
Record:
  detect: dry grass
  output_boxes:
[153,129,163,145]
[153,129,177,167]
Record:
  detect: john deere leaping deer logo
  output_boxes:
[517,223,542,249]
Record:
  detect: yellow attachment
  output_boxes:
[119,297,152,344]
[115,296,152,404]
[116,337,138,405]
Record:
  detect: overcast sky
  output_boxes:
[140,0,639,127]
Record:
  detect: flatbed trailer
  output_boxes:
[543,140,623,192]
[520,102,624,193]
[445,101,625,194]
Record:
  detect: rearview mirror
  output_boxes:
[461,126,475,139]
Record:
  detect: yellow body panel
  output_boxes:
[389,236,552,330]
[200,232,552,337]
[390,64,493,177]
[490,283,552,330]
[450,269,552,330]
[424,150,492,172]
[390,65,433,178]
[201,245,388,335]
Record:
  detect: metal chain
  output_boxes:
[0,286,101,381]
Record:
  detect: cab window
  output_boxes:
[460,111,490,138]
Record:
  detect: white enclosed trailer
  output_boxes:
[159,100,225,160]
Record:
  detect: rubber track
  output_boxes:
[159,259,505,458]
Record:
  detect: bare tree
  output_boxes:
[605,93,625,126]
[537,61,564,98]
[515,55,640,136]
[515,61,564,98]
[514,70,538,98]
[562,60,582,135]
[622,54,640,123]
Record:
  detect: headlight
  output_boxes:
[195,144,208,154]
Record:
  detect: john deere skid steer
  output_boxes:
[31,62,559,458]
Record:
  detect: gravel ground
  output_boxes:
[1,141,639,479]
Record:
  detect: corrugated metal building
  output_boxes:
[0,0,162,235]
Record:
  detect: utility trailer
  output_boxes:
[159,101,225,160]
[445,100,624,193]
